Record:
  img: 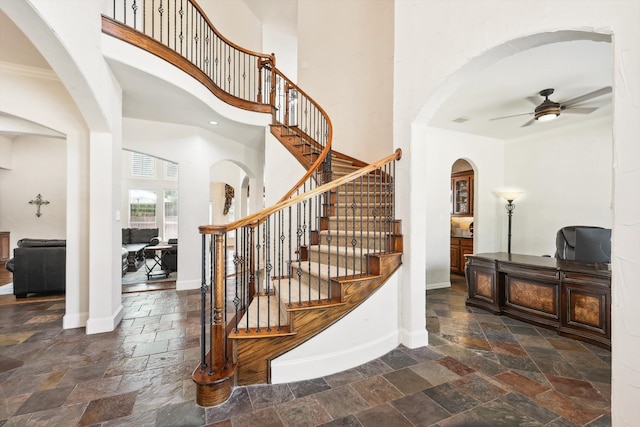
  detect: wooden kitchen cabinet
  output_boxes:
[451,171,473,216]
[451,237,473,274]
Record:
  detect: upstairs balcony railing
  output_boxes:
[104,0,332,198]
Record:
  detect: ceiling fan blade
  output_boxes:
[490,112,532,121]
[521,118,535,128]
[562,86,612,107]
[562,107,598,114]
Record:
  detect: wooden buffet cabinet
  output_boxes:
[465,252,611,349]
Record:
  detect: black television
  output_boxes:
[574,227,611,263]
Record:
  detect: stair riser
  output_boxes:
[332,205,393,217]
[327,218,395,232]
[317,234,387,250]
[333,194,393,205]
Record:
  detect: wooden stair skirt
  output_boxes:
[192,250,402,405]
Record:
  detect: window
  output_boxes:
[129,189,157,228]
[164,190,178,239]
[131,152,155,177]
[166,161,179,179]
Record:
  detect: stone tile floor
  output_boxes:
[0,277,611,426]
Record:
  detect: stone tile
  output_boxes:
[275,395,332,427]
[78,391,138,426]
[390,391,451,426]
[436,356,475,376]
[246,383,295,411]
[66,375,123,404]
[205,387,253,425]
[546,375,608,401]
[350,376,403,406]
[14,385,75,415]
[57,362,110,387]
[495,353,541,372]
[0,394,30,420]
[155,400,205,427]
[451,373,507,403]
[490,340,528,356]
[353,402,413,427]
[473,399,543,426]
[456,335,492,351]
[379,348,419,370]
[287,377,332,398]
[324,368,366,388]
[0,354,24,373]
[535,390,606,425]
[399,345,443,362]
[410,360,461,386]
[499,392,560,424]
[422,382,479,414]
[14,402,88,427]
[382,367,432,394]
[546,337,589,352]
[317,414,362,426]
[494,371,551,398]
[229,406,284,427]
[433,406,493,427]
[314,386,370,419]
[354,359,393,378]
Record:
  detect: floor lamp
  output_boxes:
[498,191,523,254]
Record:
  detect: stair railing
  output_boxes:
[193,149,401,404]
[103,1,332,195]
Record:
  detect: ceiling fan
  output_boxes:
[490,86,612,127]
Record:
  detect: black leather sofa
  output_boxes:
[6,238,66,298]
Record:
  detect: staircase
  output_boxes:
[102,0,403,407]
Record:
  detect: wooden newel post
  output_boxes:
[212,231,226,369]
[193,226,237,407]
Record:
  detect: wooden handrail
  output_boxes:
[199,149,401,235]
[267,65,334,202]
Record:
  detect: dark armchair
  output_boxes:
[162,238,178,272]
[555,225,610,262]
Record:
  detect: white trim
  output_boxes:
[85,305,124,334]
[426,281,451,290]
[399,327,429,349]
[176,278,200,291]
[270,329,400,384]
[62,311,88,329]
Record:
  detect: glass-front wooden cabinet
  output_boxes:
[451,172,473,216]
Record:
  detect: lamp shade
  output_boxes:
[497,191,523,202]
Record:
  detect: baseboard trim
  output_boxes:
[85,304,124,334]
[426,281,451,290]
[176,278,200,291]
[63,311,89,329]
[399,327,429,349]
[270,330,399,384]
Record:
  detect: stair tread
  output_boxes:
[296,260,362,278]
[236,294,288,329]
[318,230,387,236]
[274,277,329,306]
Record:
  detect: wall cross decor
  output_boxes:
[29,194,50,217]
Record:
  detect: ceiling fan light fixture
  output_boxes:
[534,101,561,122]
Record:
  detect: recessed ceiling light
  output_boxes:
[452,117,469,123]
[209,120,218,125]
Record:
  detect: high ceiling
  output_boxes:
[429,39,613,140]
[1,9,612,143]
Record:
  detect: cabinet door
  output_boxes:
[450,245,460,272]
[452,177,470,215]
[0,232,9,263]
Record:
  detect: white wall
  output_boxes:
[422,126,505,289]
[297,0,394,162]
[123,118,265,290]
[505,116,613,256]
[0,135,67,246]
[200,0,263,53]
[394,1,640,424]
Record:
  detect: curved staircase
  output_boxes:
[102,0,403,407]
